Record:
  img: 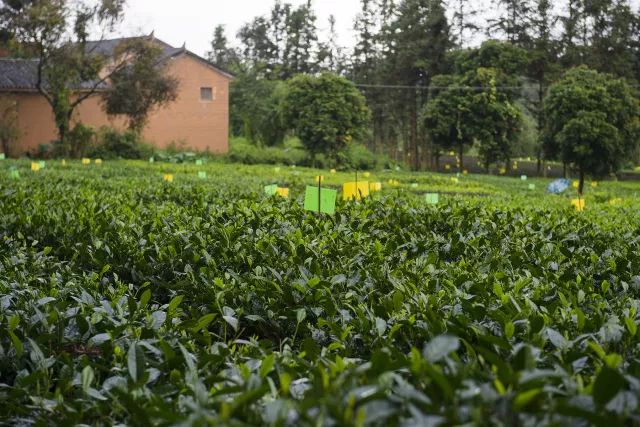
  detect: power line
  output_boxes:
[354,82,640,90]
[354,83,524,90]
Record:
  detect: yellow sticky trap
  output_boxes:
[451,177,459,184]
[571,199,585,211]
[609,198,623,206]
[82,158,90,165]
[369,182,382,192]
[572,180,579,189]
[95,159,102,165]
[276,187,289,198]
[330,169,337,174]
[449,151,455,156]
[31,162,40,172]
[343,181,370,200]
[387,179,399,187]
[463,170,468,175]
[61,159,67,166]
[444,164,451,170]
[362,172,370,178]
[315,175,324,183]
[499,167,506,175]
[163,174,174,183]
[591,181,598,187]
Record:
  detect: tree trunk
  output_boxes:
[578,169,584,196]
[458,143,464,171]
[411,107,418,171]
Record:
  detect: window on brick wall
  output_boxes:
[200,87,213,101]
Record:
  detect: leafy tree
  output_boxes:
[283,73,370,165]
[230,73,287,147]
[423,75,474,169]
[0,0,130,155]
[543,66,640,194]
[103,39,179,133]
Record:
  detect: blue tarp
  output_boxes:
[547,178,571,194]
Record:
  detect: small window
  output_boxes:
[200,87,213,101]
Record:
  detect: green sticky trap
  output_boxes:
[198,171,207,179]
[411,183,418,188]
[521,175,527,181]
[0,153,5,160]
[264,184,278,196]
[196,159,203,166]
[149,157,155,163]
[9,168,19,179]
[528,183,536,190]
[38,161,45,169]
[425,193,439,204]
[304,186,337,215]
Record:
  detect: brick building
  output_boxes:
[0,35,232,156]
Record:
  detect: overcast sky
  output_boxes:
[117,0,364,57]
[115,0,640,56]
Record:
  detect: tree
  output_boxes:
[207,25,238,72]
[489,0,533,47]
[0,0,130,154]
[543,66,640,194]
[387,0,453,170]
[102,39,179,133]
[283,73,370,165]
[423,75,475,169]
[229,73,288,147]
[0,96,19,156]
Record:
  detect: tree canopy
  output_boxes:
[283,73,370,165]
[543,66,640,193]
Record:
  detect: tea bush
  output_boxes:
[0,161,639,426]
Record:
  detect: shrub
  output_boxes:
[88,127,153,159]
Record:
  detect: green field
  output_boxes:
[1,160,640,426]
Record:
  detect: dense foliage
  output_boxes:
[283,73,370,165]
[218,0,640,171]
[1,160,640,425]
[543,67,640,194]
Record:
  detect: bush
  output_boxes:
[50,123,97,158]
[225,137,306,166]
[88,127,153,159]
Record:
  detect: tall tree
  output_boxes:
[452,0,480,47]
[207,25,238,71]
[388,0,453,169]
[282,1,318,77]
[317,15,343,73]
[489,0,533,47]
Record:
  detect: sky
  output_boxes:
[117,0,364,57]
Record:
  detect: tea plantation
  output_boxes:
[1,160,640,426]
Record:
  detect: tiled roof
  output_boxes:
[0,59,38,90]
[0,58,109,91]
[0,36,232,92]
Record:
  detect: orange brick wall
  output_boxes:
[7,53,230,156]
